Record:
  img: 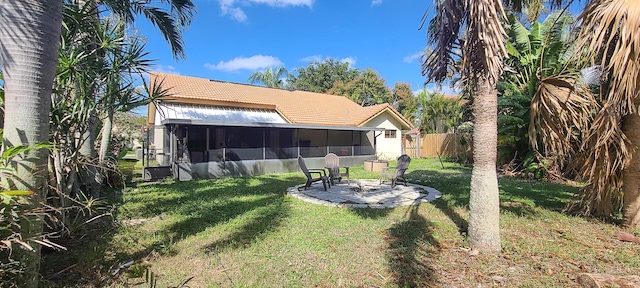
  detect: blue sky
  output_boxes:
[135,0,452,95]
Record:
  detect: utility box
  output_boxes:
[142,166,172,181]
[135,148,143,160]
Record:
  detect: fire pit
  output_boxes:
[287,179,442,208]
[350,184,378,193]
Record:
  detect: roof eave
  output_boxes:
[160,118,384,131]
[359,106,413,130]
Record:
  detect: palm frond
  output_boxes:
[101,0,195,60]
[465,0,508,83]
[165,0,196,28]
[422,0,465,84]
[138,6,184,59]
[529,76,596,168]
[577,0,640,116]
[566,0,640,216]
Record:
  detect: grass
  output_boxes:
[41,158,640,287]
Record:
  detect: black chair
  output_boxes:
[324,153,350,185]
[379,154,411,187]
[298,155,329,191]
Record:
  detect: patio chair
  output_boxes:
[324,153,350,185]
[379,154,411,187]
[297,155,329,191]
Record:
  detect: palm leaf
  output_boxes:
[566,0,640,216]
[529,75,596,169]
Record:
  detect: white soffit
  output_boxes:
[156,103,287,124]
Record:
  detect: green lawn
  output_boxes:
[42,158,640,287]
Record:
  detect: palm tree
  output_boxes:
[248,66,288,88]
[499,12,583,171]
[423,0,508,253]
[75,0,195,197]
[100,0,195,59]
[0,0,194,284]
[0,1,63,286]
[576,0,640,228]
[416,91,463,133]
[532,0,640,227]
[95,18,154,163]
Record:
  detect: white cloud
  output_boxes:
[153,64,180,75]
[222,6,248,22]
[339,57,357,67]
[403,51,423,63]
[299,54,324,62]
[204,55,284,72]
[371,0,383,6]
[299,55,357,67]
[250,0,314,7]
[218,0,314,22]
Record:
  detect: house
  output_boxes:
[146,72,413,180]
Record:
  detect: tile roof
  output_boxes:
[150,72,413,129]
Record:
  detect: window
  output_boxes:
[385,130,396,138]
[298,129,327,157]
[265,128,298,159]
[328,130,352,156]
[225,127,263,161]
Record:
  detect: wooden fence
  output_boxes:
[404,133,471,162]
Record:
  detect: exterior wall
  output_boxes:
[174,155,375,180]
[363,113,405,160]
[153,111,167,165]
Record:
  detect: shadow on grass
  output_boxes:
[403,164,579,234]
[41,172,302,286]
[117,158,140,186]
[348,207,392,219]
[385,204,440,287]
[116,174,299,260]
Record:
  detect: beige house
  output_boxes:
[146,72,412,180]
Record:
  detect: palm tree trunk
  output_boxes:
[468,75,501,253]
[622,111,640,227]
[78,0,102,199]
[80,113,102,199]
[0,0,62,286]
[99,107,115,162]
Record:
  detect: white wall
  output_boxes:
[363,113,405,160]
[153,111,166,165]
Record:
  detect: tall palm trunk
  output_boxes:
[0,0,63,286]
[80,113,102,199]
[79,0,102,199]
[99,107,115,162]
[622,110,640,227]
[468,75,501,253]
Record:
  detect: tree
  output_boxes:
[248,66,288,88]
[499,12,579,170]
[578,0,640,228]
[416,91,463,134]
[531,0,640,227]
[101,0,195,60]
[0,70,4,129]
[0,0,63,286]
[423,0,508,253]
[96,18,154,162]
[76,0,195,197]
[328,69,391,106]
[286,58,359,93]
[391,82,418,122]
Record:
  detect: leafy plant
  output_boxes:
[498,12,578,173]
[0,131,63,286]
[124,264,193,288]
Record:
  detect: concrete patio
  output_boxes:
[287,179,441,208]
